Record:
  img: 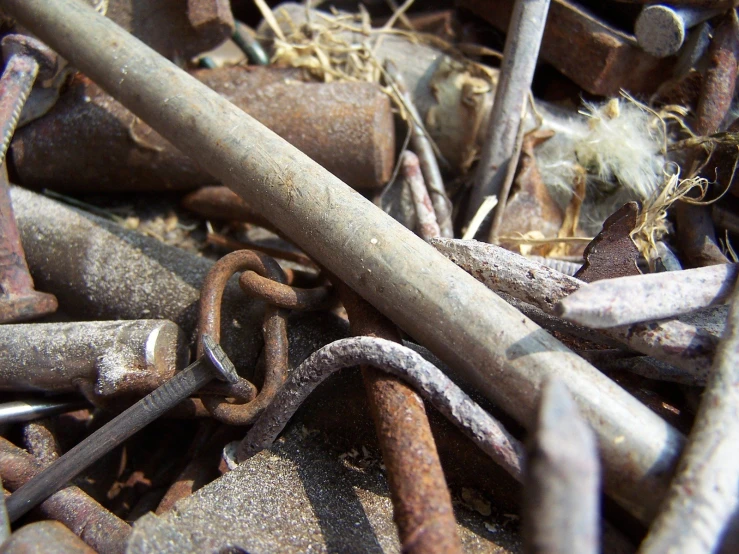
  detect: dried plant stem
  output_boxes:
[432,238,716,381]
[385,62,453,237]
[639,280,739,554]
[401,151,441,240]
[237,337,525,482]
[557,263,738,328]
[467,0,551,220]
[524,379,600,554]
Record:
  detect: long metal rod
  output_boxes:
[639,279,739,553]
[4,0,684,522]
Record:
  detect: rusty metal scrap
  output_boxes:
[0,437,131,554]
[335,282,462,554]
[236,337,526,482]
[0,521,96,554]
[3,0,690,524]
[12,68,395,192]
[0,167,57,324]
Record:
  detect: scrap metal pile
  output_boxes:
[0,0,737,552]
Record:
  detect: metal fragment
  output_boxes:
[5,335,237,523]
[13,69,395,191]
[635,4,723,58]
[0,437,131,554]
[575,202,641,282]
[385,62,452,237]
[0,399,88,425]
[557,263,738,328]
[401,151,442,241]
[5,0,686,522]
[432,238,717,379]
[197,251,288,425]
[523,379,599,554]
[237,337,525,482]
[462,0,675,96]
[639,279,739,553]
[0,167,57,323]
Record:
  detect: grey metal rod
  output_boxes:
[2,0,684,523]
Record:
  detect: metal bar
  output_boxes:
[639,279,739,553]
[467,0,551,220]
[3,0,685,523]
[336,282,462,554]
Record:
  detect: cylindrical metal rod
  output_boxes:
[467,0,551,220]
[0,399,88,425]
[4,0,684,522]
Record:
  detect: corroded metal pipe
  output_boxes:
[0,320,188,405]
[4,0,685,523]
[12,68,395,191]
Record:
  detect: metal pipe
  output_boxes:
[0,320,187,405]
[3,0,685,523]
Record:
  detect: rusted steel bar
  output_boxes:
[467,0,550,220]
[0,164,57,323]
[695,10,739,137]
[336,282,462,554]
[523,379,599,554]
[0,320,188,405]
[12,68,395,191]
[639,279,739,553]
[0,521,96,554]
[6,0,685,522]
[675,12,738,267]
[0,437,131,554]
[401,151,442,241]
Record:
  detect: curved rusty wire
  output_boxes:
[238,270,333,311]
[197,250,289,425]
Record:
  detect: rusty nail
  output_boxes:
[635,4,725,58]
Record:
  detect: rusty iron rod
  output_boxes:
[0,437,131,554]
[336,282,462,554]
[4,0,685,523]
